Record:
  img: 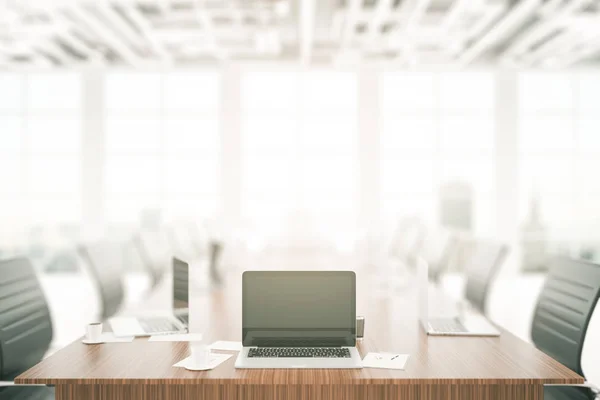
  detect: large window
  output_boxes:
[519,72,600,246]
[105,71,220,223]
[0,73,81,244]
[0,73,23,238]
[381,72,495,235]
[27,74,82,226]
[241,70,358,239]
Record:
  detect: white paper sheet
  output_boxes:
[208,341,243,351]
[81,333,135,344]
[148,333,204,342]
[362,352,409,370]
[173,353,232,370]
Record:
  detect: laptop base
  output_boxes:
[109,316,186,337]
[425,315,500,337]
[235,347,363,369]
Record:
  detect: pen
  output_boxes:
[391,355,399,360]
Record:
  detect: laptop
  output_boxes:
[235,271,363,369]
[417,258,500,336]
[110,257,189,337]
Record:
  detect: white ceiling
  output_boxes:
[1,0,599,69]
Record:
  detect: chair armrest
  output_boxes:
[545,382,599,398]
[589,382,600,399]
[0,381,48,387]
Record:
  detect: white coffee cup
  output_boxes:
[86,322,103,343]
[190,342,210,368]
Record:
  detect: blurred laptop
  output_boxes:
[418,259,500,337]
[110,257,189,337]
[235,271,363,369]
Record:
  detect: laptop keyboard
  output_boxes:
[139,318,181,334]
[429,318,468,333]
[248,347,351,358]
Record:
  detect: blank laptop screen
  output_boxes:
[172,258,189,311]
[242,271,356,347]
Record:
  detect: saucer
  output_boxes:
[82,339,104,345]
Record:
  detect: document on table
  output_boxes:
[148,333,204,342]
[362,352,409,370]
[174,353,232,371]
[208,341,243,351]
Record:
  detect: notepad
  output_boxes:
[208,341,243,351]
[148,333,204,342]
[81,333,135,344]
[362,352,409,370]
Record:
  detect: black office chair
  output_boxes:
[78,242,125,320]
[0,258,55,400]
[463,240,509,314]
[531,257,600,400]
[133,231,171,288]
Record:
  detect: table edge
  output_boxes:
[15,376,586,386]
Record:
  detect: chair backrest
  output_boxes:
[0,258,53,380]
[463,240,509,313]
[168,224,198,260]
[423,231,458,283]
[208,240,224,285]
[188,222,210,258]
[388,217,426,263]
[532,257,600,377]
[78,242,125,320]
[133,231,171,287]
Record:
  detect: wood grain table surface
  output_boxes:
[17,267,583,400]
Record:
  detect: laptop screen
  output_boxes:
[242,271,356,347]
[172,258,189,311]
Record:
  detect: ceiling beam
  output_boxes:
[369,0,394,39]
[502,18,560,60]
[440,0,469,32]
[539,0,565,16]
[457,0,541,66]
[554,0,591,16]
[340,0,361,51]
[31,35,80,66]
[95,2,148,51]
[32,46,63,66]
[502,0,594,66]
[68,5,146,66]
[193,0,226,60]
[31,4,105,64]
[560,41,600,67]
[524,30,581,66]
[463,2,506,42]
[29,53,55,68]
[366,0,394,55]
[404,0,432,33]
[125,4,173,63]
[391,0,433,65]
[50,35,87,63]
[57,29,104,63]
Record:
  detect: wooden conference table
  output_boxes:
[17,268,582,400]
